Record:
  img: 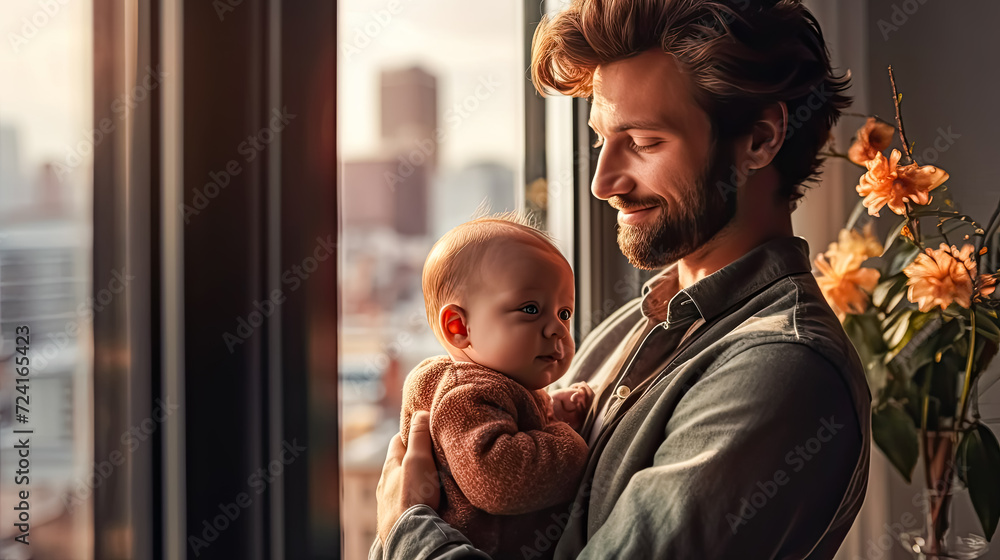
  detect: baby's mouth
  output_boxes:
[537,351,564,363]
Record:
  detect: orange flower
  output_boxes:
[815,227,883,320]
[831,223,883,260]
[977,274,998,301]
[856,149,949,216]
[903,243,995,312]
[848,117,896,165]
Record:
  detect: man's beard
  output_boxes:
[613,147,739,270]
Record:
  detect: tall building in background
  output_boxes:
[378,66,437,237]
[341,159,396,231]
[380,66,438,168]
[0,125,27,211]
[340,67,442,558]
[341,56,521,560]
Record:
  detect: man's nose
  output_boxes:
[591,144,634,201]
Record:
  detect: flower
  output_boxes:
[815,253,881,320]
[976,274,997,302]
[848,117,896,165]
[856,149,949,216]
[815,227,883,320]
[903,243,995,311]
[831,223,884,260]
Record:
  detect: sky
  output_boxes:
[0,0,93,185]
[337,0,527,171]
[0,0,529,188]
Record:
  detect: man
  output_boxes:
[374,0,871,558]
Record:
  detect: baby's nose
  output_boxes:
[545,317,569,340]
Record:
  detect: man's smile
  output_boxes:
[618,205,659,225]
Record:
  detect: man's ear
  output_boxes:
[744,102,788,171]
[439,304,470,349]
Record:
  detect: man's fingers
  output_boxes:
[406,411,434,462]
[386,432,405,463]
[376,412,439,543]
[401,411,440,511]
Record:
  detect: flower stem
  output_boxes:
[978,199,1000,272]
[908,210,984,234]
[889,65,915,165]
[904,202,922,245]
[819,150,868,170]
[957,305,977,427]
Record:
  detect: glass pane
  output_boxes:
[337,2,524,557]
[0,2,94,558]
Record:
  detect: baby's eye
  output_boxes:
[559,309,572,320]
[520,304,539,315]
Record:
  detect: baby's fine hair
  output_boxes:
[422,211,565,346]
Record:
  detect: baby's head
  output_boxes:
[422,213,575,390]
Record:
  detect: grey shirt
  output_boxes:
[372,236,872,560]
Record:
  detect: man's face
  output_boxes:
[462,239,575,390]
[589,49,737,269]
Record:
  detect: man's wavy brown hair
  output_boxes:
[531,0,851,201]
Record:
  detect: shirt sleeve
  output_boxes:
[433,383,589,515]
[371,505,491,560]
[575,342,863,559]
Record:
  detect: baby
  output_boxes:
[395,214,593,558]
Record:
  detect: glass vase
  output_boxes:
[899,431,989,559]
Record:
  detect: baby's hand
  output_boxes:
[550,382,594,432]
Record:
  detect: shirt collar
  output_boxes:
[640,236,813,325]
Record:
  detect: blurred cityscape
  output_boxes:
[0,122,94,558]
[0,4,95,557]
[339,64,516,558]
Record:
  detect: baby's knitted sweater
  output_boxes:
[400,356,589,559]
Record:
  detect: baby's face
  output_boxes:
[462,239,576,390]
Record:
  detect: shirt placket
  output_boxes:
[600,319,690,424]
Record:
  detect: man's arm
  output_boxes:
[375,343,866,560]
[371,505,491,560]
[373,412,490,560]
[574,342,864,559]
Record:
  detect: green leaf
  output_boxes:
[846,200,869,232]
[886,309,914,349]
[887,242,921,277]
[843,314,890,393]
[873,274,907,309]
[885,312,938,369]
[885,288,908,315]
[975,312,1000,344]
[882,219,909,257]
[872,405,919,483]
[900,318,959,372]
[957,424,1000,541]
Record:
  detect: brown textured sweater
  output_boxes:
[400,356,589,558]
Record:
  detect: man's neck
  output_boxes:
[676,199,794,290]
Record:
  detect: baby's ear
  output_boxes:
[439,304,470,348]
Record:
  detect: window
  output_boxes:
[337,1,527,557]
[0,1,94,558]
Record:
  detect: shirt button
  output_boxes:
[614,385,631,399]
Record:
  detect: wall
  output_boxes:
[802,1,1000,558]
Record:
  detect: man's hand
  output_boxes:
[550,382,595,432]
[376,411,441,544]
